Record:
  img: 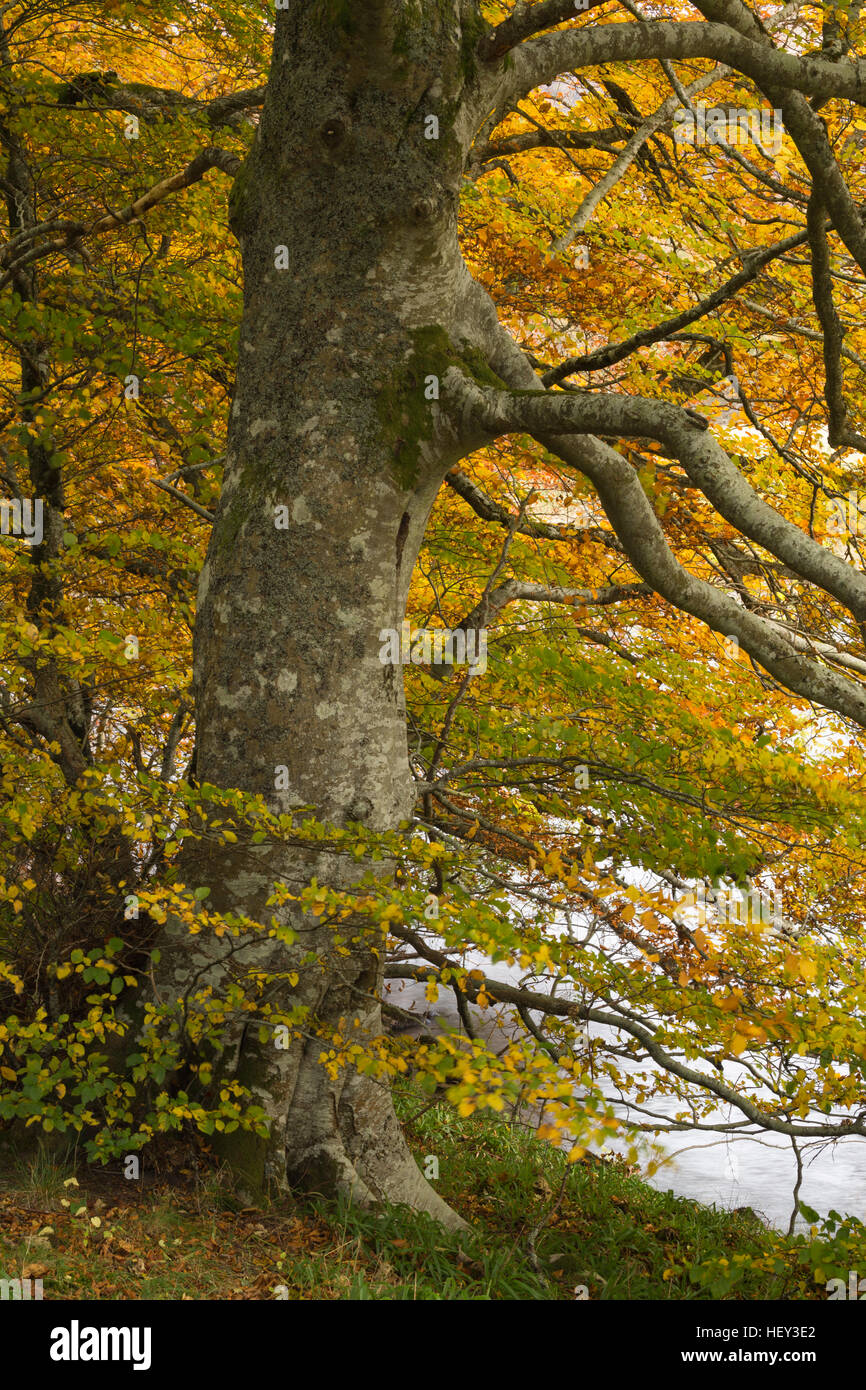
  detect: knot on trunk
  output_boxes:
[320,116,348,147]
[411,195,439,222]
[346,794,374,823]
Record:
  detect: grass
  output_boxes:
[0,1093,847,1300]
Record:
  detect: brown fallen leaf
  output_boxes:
[456,1247,484,1279]
[22,1262,49,1279]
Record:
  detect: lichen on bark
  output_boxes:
[376,325,508,489]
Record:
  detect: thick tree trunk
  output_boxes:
[153,0,493,1226]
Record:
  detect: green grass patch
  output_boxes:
[0,1095,858,1299]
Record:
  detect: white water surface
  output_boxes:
[385,962,866,1232]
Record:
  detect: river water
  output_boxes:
[385,961,866,1232]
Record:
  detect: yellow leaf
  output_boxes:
[731,1033,748,1056]
[0,1066,17,1082]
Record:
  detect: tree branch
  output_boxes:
[806,189,866,451]
[543,229,809,384]
[384,954,866,1139]
[450,377,866,624]
[446,284,866,729]
[445,466,624,550]
[475,21,866,126]
[478,0,611,60]
[152,477,215,523]
[0,147,240,289]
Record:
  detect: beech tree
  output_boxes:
[6,0,866,1232]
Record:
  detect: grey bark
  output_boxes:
[152,0,495,1228]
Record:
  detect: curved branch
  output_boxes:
[478,21,866,122]
[384,956,866,1139]
[448,283,866,728]
[56,76,266,131]
[684,0,866,278]
[472,10,866,281]
[449,376,866,624]
[478,0,612,60]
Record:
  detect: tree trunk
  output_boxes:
[153,0,493,1227]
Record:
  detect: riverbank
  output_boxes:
[1,1090,860,1299]
[386,969,866,1233]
